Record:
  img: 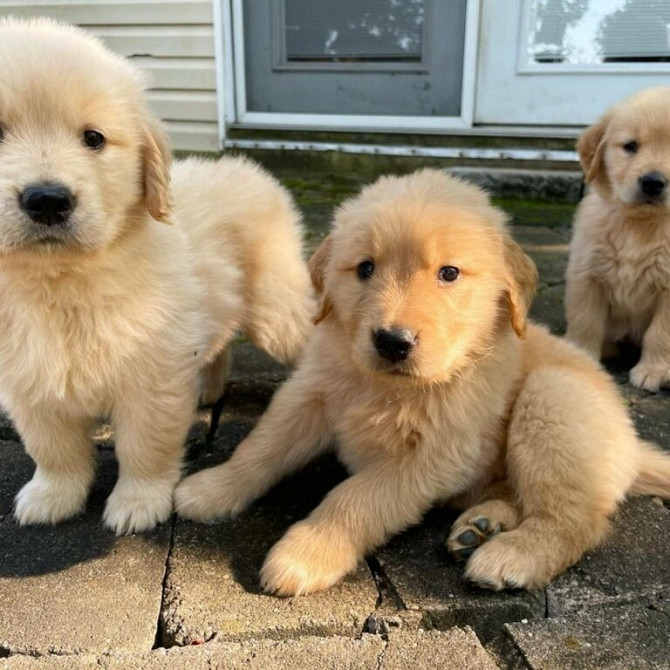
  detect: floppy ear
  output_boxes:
[577,114,610,184]
[308,234,335,325]
[503,236,538,338]
[142,117,172,223]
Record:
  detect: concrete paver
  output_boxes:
[0,629,502,669]
[494,598,670,670]
[0,449,171,655]
[163,454,379,645]
[381,628,500,669]
[375,507,546,644]
[546,497,670,616]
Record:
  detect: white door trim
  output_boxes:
[213,0,237,147]
[226,0,481,132]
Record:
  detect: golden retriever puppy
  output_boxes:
[0,19,313,534]
[566,87,670,391]
[175,169,670,595]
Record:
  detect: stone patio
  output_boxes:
[0,170,668,669]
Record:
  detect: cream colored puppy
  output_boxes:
[566,87,670,391]
[0,19,313,534]
[176,169,670,596]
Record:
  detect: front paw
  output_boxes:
[464,533,549,591]
[260,521,359,597]
[629,361,670,392]
[175,465,249,522]
[15,470,91,526]
[103,476,175,535]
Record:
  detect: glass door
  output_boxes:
[476,0,670,126]
[233,0,478,130]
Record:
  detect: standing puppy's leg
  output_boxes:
[13,407,95,525]
[175,362,331,521]
[104,379,199,535]
[629,291,670,391]
[465,367,637,590]
[565,273,609,360]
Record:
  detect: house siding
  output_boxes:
[0,0,221,152]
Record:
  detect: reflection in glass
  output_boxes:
[527,0,670,65]
[285,0,426,62]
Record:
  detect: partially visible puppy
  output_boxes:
[0,19,314,534]
[176,169,670,596]
[566,87,670,391]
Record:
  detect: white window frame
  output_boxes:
[517,0,670,76]
[217,0,481,132]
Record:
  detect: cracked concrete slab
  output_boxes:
[0,629,503,669]
[0,656,101,669]
[380,628,500,669]
[0,449,171,656]
[163,455,379,645]
[375,507,546,644]
[1,636,384,669]
[546,497,670,616]
[493,597,670,670]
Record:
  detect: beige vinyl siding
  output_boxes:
[0,0,221,153]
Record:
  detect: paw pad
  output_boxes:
[447,516,502,562]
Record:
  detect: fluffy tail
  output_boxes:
[241,177,315,365]
[630,440,670,498]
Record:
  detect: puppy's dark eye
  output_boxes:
[83,130,105,150]
[0,126,4,143]
[357,260,374,280]
[623,140,638,154]
[438,266,459,283]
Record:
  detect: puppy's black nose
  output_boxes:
[373,328,416,363]
[19,184,75,226]
[639,172,667,199]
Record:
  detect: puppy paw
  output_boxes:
[14,470,90,526]
[175,465,248,522]
[629,362,670,392]
[464,533,548,591]
[260,521,358,597]
[103,476,175,535]
[447,516,501,562]
[447,499,519,562]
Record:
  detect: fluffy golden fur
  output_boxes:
[0,19,313,534]
[176,169,670,595]
[566,87,670,391]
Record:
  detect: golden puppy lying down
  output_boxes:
[0,19,313,534]
[177,169,670,595]
[566,87,670,391]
